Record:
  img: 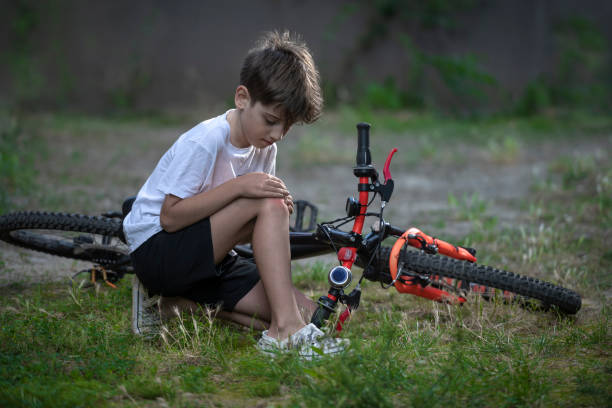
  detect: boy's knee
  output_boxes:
[260,197,289,216]
[233,197,288,217]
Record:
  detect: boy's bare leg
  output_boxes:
[220,219,317,322]
[159,197,317,333]
[159,296,269,330]
[160,290,314,329]
[209,197,308,340]
[232,282,316,324]
[217,310,268,330]
[293,289,317,321]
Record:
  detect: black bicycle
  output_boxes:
[0,123,582,330]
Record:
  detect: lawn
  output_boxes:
[1,109,610,407]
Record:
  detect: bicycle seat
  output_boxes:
[122,196,137,217]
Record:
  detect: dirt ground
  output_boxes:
[1,114,610,287]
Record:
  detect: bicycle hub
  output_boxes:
[328,266,352,289]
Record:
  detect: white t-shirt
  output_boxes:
[123,110,277,253]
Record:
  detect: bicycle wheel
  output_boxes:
[371,247,581,314]
[0,211,132,274]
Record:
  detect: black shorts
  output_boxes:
[130,217,260,311]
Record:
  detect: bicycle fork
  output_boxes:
[310,122,395,332]
[310,265,361,331]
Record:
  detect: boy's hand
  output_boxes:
[238,173,290,199]
[284,194,294,215]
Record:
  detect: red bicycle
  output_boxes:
[0,123,582,329]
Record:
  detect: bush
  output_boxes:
[515,17,611,116]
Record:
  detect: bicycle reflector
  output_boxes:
[328,266,352,289]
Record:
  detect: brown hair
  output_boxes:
[240,31,323,125]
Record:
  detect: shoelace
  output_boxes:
[292,327,324,348]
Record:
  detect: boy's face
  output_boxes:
[234,86,290,149]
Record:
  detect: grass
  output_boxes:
[1,280,609,407]
[282,107,612,172]
[1,111,611,406]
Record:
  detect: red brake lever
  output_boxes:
[383,148,398,183]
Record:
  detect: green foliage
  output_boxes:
[327,0,499,115]
[352,51,498,115]
[109,65,153,112]
[326,3,610,117]
[426,53,497,99]
[359,77,409,110]
[5,0,45,108]
[399,34,500,113]
[363,0,480,33]
[555,17,609,87]
[516,16,611,116]
[413,0,480,30]
[515,77,551,116]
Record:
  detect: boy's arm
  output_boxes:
[160,172,289,232]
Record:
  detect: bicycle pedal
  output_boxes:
[290,200,318,232]
[71,267,120,289]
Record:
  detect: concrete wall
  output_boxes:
[2,0,611,112]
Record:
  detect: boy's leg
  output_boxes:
[158,295,268,330]
[293,289,317,321]
[160,295,270,330]
[232,282,316,324]
[209,197,308,340]
[162,284,315,330]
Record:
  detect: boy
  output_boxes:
[123,31,347,358]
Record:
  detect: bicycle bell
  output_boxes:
[328,266,352,289]
[345,196,360,217]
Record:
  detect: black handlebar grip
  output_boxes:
[356,122,371,166]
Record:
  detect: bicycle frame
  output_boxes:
[0,123,581,317]
[115,122,488,329]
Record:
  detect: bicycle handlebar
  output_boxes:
[356,122,371,166]
[311,122,400,329]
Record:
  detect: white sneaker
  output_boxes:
[257,323,349,360]
[131,275,161,339]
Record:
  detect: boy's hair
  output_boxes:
[240,31,323,125]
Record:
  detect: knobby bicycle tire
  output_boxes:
[373,247,581,314]
[0,211,131,274]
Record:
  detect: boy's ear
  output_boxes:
[235,85,251,110]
